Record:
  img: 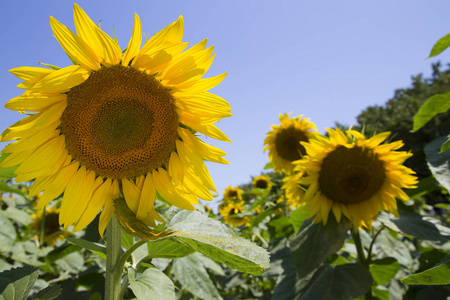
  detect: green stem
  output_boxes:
[352,230,373,300]
[105,216,122,300]
[366,225,384,266]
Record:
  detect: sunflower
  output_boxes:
[264,113,318,173]
[282,171,305,207]
[295,128,418,230]
[0,4,231,236]
[219,201,248,228]
[223,186,243,202]
[30,206,70,246]
[253,175,272,190]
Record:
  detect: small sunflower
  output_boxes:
[1,4,230,236]
[253,175,272,190]
[264,113,318,173]
[295,128,418,230]
[223,186,243,202]
[282,171,305,207]
[219,201,248,228]
[30,206,70,246]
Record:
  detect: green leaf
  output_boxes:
[0,154,17,180]
[300,263,373,300]
[0,182,25,197]
[263,162,272,170]
[378,210,449,242]
[289,207,310,233]
[413,93,450,131]
[249,204,279,228]
[0,214,16,253]
[167,210,270,275]
[33,284,62,300]
[45,244,82,265]
[121,231,134,249]
[290,215,351,278]
[128,267,175,300]
[369,257,400,285]
[405,176,441,198]
[0,266,39,300]
[441,138,450,153]
[0,208,32,226]
[372,286,389,300]
[172,253,222,300]
[268,215,294,239]
[402,261,450,285]
[424,136,450,191]
[428,32,450,58]
[147,239,194,259]
[64,237,106,260]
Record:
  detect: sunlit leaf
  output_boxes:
[290,207,310,233]
[402,261,450,285]
[290,215,351,278]
[0,154,17,180]
[147,239,194,259]
[0,266,39,300]
[369,257,400,285]
[45,244,82,265]
[441,138,450,153]
[128,267,175,300]
[428,32,450,58]
[424,136,450,191]
[413,93,450,132]
[0,214,16,253]
[172,253,222,300]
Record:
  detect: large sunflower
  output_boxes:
[295,128,417,230]
[264,113,318,173]
[0,4,231,236]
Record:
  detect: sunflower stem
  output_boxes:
[352,230,373,300]
[105,215,122,300]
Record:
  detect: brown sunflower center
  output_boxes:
[275,126,309,162]
[45,212,61,235]
[255,179,268,189]
[229,208,240,215]
[226,190,238,198]
[318,145,386,205]
[61,65,179,179]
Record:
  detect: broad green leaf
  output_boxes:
[45,244,82,265]
[0,266,39,300]
[33,284,62,300]
[290,215,351,278]
[441,138,450,153]
[413,93,450,131]
[128,267,175,300]
[428,32,450,58]
[172,253,222,300]
[263,162,272,170]
[300,263,373,300]
[0,214,16,253]
[0,208,32,226]
[402,261,450,285]
[378,209,449,242]
[268,215,294,239]
[167,210,270,275]
[424,136,450,191]
[147,238,194,259]
[250,204,280,228]
[289,207,310,233]
[121,231,134,249]
[372,286,389,300]
[369,257,400,285]
[65,237,106,260]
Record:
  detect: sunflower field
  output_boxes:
[0,3,449,300]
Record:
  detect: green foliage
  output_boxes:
[0,266,38,300]
[428,33,450,58]
[65,237,106,260]
[402,260,450,285]
[424,136,450,190]
[413,92,450,132]
[128,267,175,300]
[33,284,62,300]
[369,257,400,285]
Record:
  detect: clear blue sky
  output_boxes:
[1,0,450,210]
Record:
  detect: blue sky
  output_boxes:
[1,0,450,209]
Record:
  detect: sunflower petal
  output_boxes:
[32,65,89,93]
[122,13,142,66]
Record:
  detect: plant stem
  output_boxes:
[105,216,122,300]
[352,230,373,300]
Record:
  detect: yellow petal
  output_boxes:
[9,67,54,83]
[136,174,157,221]
[5,92,66,112]
[122,178,141,214]
[99,180,119,238]
[49,16,100,70]
[152,168,194,210]
[122,13,142,66]
[172,72,227,95]
[73,4,121,66]
[178,128,228,164]
[32,65,89,93]
[73,176,104,231]
[59,166,89,227]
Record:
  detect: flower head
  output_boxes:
[264,113,318,173]
[223,186,243,202]
[295,128,418,230]
[1,4,230,236]
[30,206,69,246]
[219,201,248,228]
[252,175,272,190]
